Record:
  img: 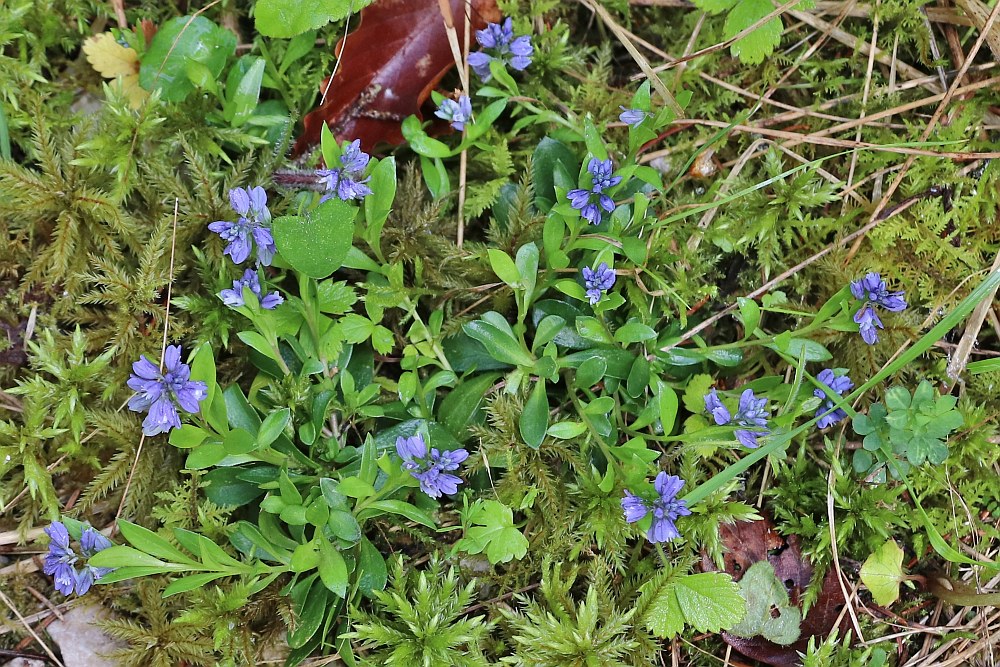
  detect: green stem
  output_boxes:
[683,264,1000,508]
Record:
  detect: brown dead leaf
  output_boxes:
[701,517,851,666]
[293,0,500,157]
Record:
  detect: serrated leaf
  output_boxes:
[860,539,905,606]
[683,374,715,413]
[725,0,784,65]
[640,572,745,638]
[674,573,746,633]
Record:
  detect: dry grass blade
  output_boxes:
[580,0,684,114]
[0,587,65,667]
[945,247,1000,384]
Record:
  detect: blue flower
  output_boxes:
[582,262,616,305]
[395,433,469,499]
[317,139,373,203]
[435,95,473,131]
[850,272,906,344]
[43,522,115,596]
[853,303,884,345]
[208,187,276,266]
[851,272,907,311]
[813,368,853,429]
[220,268,283,310]
[619,106,651,128]
[704,387,770,448]
[43,522,78,596]
[703,388,731,425]
[567,158,621,226]
[468,17,533,82]
[127,345,208,436]
[621,472,691,543]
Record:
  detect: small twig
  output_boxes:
[0,588,65,667]
[847,0,1000,259]
[580,0,684,114]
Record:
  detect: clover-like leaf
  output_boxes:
[860,539,905,606]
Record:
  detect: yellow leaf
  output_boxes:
[83,33,137,78]
[82,33,148,109]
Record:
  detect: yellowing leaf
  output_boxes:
[84,33,137,77]
[860,539,905,606]
[82,33,148,108]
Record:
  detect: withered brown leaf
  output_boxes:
[293,0,500,157]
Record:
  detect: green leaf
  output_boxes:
[360,500,437,529]
[185,442,227,470]
[463,320,534,367]
[290,542,320,573]
[258,408,290,448]
[725,0,784,65]
[223,428,256,456]
[88,546,172,570]
[327,510,362,542]
[168,424,209,449]
[317,538,349,597]
[364,157,396,256]
[728,561,801,644]
[163,572,230,597]
[118,521,197,565]
[457,500,529,564]
[614,321,658,345]
[640,572,746,639]
[288,578,330,648]
[675,573,746,632]
[273,199,358,279]
[236,331,279,364]
[357,537,387,597]
[767,335,832,362]
[657,381,679,433]
[860,539,906,607]
[255,0,370,38]
[139,16,236,102]
[337,476,376,499]
[439,372,500,440]
[547,421,587,439]
[224,56,265,126]
[519,381,549,449]
[576,317,614,344]
[488,249,521,286]
[532,138,578,211]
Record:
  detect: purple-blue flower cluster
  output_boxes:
[850,272,907,344]
[317,139,373,203]
[220,268,283,310]
[568,158,621,226]
[43,522,114,596]
[208,187,276,266]
[704,387,771,448]
[468,17,533,82]
[396,434,469,499]
[582,262,616,305]
[621,472,691,543]
[436,95,473,131]
[619,106,651,128]
[127,345,207,436]
[814,368,853,429]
